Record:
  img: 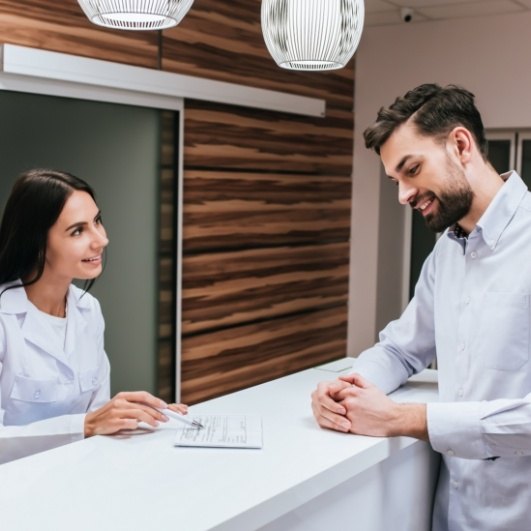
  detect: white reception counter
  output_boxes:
[0,359,440,531]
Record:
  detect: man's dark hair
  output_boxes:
[363,83,488,158]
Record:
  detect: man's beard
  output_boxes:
[424,162,473,233]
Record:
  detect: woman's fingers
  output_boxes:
[114,390,168,410]
[168,403,188,415]
[85,391,180,436]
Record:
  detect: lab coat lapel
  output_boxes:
[1,284,89,369]
[20,301,67,365]
[64,287,90,359]
[0,285,62,359]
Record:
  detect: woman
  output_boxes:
[0,169,186,463]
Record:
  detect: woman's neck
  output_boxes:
[23,277,69,317]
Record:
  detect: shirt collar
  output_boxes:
[446,171,529,250]
[0,281,92,314]
[475,171,529,250]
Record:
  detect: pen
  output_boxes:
[160,408,204,429]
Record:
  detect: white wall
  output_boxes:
[348,11,531,355]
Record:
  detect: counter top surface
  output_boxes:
[0,359,438,531]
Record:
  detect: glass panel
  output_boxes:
[409,214,437,300]
[520,140,531,189]
[0,91,161,394]
[488,139,511,175]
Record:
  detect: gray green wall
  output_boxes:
[0,91,160,394]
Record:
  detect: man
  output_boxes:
[311,83,531,531]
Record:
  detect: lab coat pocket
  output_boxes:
[80,369,101,393]
[10,375,60,403]
[476,292,530,371]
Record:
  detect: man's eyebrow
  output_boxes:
[395,154,413,174]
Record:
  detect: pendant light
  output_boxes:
[261,0,365,71]
[77,0,195,31]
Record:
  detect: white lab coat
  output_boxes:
[0,282,110,464]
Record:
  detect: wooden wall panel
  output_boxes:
[172,2,355,403]
[183,170,351,251]
[0,0,159,68]
[181,306,347,403]
[184,102,353,174]
[181,242,349,333]
[158,112,176,402]
[180,100,353,400]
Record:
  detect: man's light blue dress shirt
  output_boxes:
[354,172,531,530]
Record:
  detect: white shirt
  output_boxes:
[30,304,68,353]
[0,283,110,464]
[353,172,531,530]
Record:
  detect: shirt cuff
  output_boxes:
[427,401,490,459]
[68,414,86,442]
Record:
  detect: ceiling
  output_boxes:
[365,0,531,26]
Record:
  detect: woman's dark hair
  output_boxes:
[363,83,488,158]
[0,168,98,295]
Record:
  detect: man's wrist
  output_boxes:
[390,403,428,441]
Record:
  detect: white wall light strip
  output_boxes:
[0,44,326,117]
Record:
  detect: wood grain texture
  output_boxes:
[0,0,159,68]
[181,306,347,403]
[157,111,176,402]
[162,0,354,109]
[174,2,355,401]
[181,242,350,333]
[184,101,353,174]
[183,170,351,251]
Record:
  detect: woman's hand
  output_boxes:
[166,402,188,415]
[84,391,188,437]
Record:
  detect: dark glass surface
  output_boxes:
[488,139,511,175]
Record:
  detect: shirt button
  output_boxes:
[470,251,477,259]
[451,480,459,489]
[92,377,98,386]
[459,344,465,352]
[464,296,471,305]
[33,390,41,399]
[447,449,455,456]
[458,388,464,398]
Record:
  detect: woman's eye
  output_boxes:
[71,227,83,236]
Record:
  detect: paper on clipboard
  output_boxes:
[174,415,263,449]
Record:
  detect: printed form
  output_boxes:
[174,415,263,449]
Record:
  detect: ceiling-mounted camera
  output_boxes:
[401,7,414,23]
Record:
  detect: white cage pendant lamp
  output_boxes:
[77,0,195,31]
[261,0,365,71]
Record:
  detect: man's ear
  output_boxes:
[449,126,473,164]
